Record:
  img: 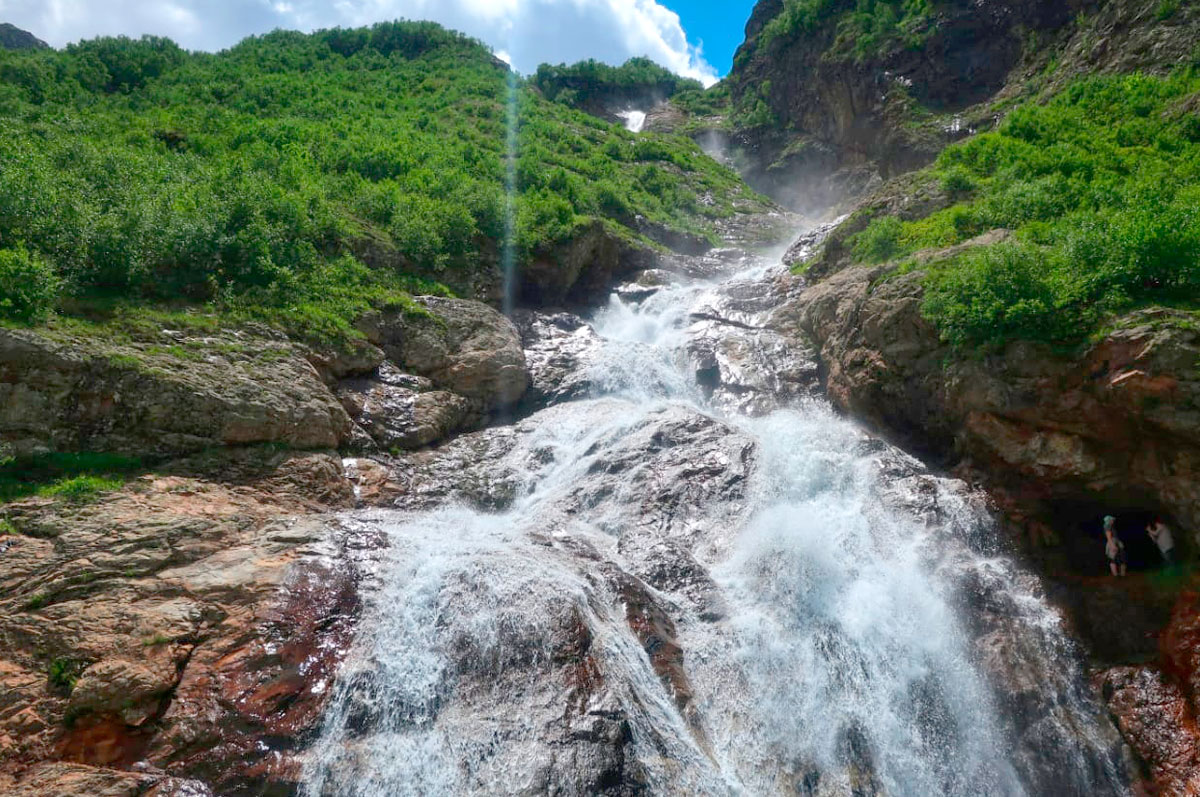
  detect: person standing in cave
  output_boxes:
[1105,516,1127,577]
[1147,517,1176,566]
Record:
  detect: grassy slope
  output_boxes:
[0,22,767,344]
[843,70,1200,349]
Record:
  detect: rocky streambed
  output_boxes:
[0,221,1187,795]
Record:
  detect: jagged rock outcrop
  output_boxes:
[356,297,529,413]
[520,221,659,306]
[783,251,1200,541]
[725,0,1199,211]
[0,450,362,795]
[0,23,49,51]
[1101,591,1200,796]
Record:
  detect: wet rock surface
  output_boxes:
[1100,591,1200,797]
[513,310,605,409]
[316,245,1129,795]
[687,269,819,415]
[0,450,364,795]
[338,363,472,452]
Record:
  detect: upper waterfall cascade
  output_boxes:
[301,231,1131,796]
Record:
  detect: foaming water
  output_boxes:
[302,233,1129,795]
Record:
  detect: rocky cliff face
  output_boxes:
[725,0,1199,212]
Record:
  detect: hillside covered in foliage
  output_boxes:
[844,70,1200,349]
[0,22,766,342]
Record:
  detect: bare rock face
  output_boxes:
[688,268,820,415]
[512,310,605,409]
[519,220,658,306]
[358,298,529,412]
[0,451,364,795]
[0,23,49,51]
[0,327,352,458]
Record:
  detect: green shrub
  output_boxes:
[0,247,60,323]
[940,167,976,197]
[0,452,142,503]
[48,657,85,693]
[0,22,765,344]
[852,216,905,263]
[1156,0,1180,21]
[43,475,125,502]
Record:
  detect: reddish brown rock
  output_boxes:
[0,450,361,794]
[1101,665,1200,796]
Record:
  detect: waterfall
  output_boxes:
[618,109,647,133]
[301,234,1131,796]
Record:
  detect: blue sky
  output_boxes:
[0,0,760,83]
[668,0,757,75]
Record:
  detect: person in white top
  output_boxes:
[1146,517,1176,566]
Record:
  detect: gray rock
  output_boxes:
[359,298,529,411]
[0,327,351,457]
[338,362,471,451]
[513,310,604,409]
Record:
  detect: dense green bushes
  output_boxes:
[848,71,1200,348]
[753,0,933,62]
[0,23,761,340]
[533,57,703,108]
[0,247,59,322]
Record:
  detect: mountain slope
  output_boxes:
[724,0,1200,211]
[0,23,770,343]
[0,23,48,51]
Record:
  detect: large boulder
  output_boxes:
[357,297,529,412]
[0,326,352,457]
[337,362,472,451]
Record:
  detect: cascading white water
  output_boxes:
[617,109,647,133]
[301,237,1130,796]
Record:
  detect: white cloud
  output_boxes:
[0,0,718,85]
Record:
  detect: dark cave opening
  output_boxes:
[1045,501,1174,577]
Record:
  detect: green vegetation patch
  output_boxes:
[48,657,86,694]
[0,452,143,503]
[533,57,703,109]
[846,71,1200,348]
[755,0,935,63]
[0,23,765,342]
